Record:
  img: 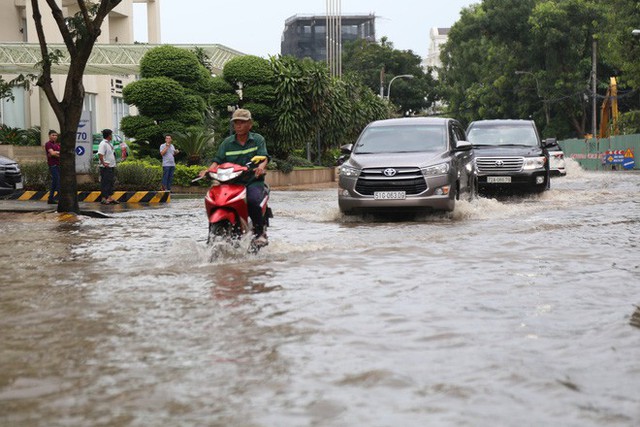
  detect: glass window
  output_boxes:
[83,93,97,136]
[467,124,538,146]
[112,96,130,137]
[354,125,447,154]
[1,87,26,129]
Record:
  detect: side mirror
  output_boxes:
[543,138,558,149]
[455,140,473,151]
[340,144,353,154]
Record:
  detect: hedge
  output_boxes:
[18,160,209,192]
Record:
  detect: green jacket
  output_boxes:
[212,132,269,186]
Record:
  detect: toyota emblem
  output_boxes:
[494,160,504,167]
[383,168,397,177]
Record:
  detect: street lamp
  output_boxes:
[633,29,640,36]
[514,70,549,126]
[386,74,414,101]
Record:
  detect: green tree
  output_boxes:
[342,37,438,114]
[30,0,122,214]
[439,0,611,139]
[207,54,387,165]
[121,45,214,156]
[600,0,640,89]
[218,55,276,136]
[269,56,387,162]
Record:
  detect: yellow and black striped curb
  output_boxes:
[8,190,171,203]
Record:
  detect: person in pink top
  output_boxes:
[44,130,60,204]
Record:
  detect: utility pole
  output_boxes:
[591,36,597,140]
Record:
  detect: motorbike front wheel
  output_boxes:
[207,221,241,245]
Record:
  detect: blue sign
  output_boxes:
[623,157,635,170]
[76,146,85,156]
[604,153,624,164]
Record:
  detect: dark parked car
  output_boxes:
[466,119,553,194]
[0,155,23,196]
[338,117,476,214]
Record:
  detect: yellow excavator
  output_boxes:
[599,77,619,138]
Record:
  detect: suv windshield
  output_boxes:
[467,125,538,147]
[354,125,446,154]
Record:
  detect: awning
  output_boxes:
[0,43,244,76]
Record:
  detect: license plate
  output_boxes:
[374,191,406,200]
[15,182,23,189]
[487,176,511,184]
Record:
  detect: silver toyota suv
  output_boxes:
[338,117,475,214]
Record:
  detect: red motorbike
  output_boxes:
[194,156,272,252]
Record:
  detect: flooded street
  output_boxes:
[1,161,639,426]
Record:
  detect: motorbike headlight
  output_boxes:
[213,168,243,181]
[422,163,450,176]
[339,165,361,177]
[522,156,546,170]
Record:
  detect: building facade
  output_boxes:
[422,27,450,78]
[0,0,161,141]
[281,14,375,61]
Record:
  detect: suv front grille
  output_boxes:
[475,157,524,173]
[355,167,427,195]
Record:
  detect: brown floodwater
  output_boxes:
[1,160,639,426]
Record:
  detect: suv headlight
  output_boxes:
[522,156,546,170]
[422,163,450,176]
[339,165,361,177]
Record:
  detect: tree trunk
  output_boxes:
[31,0,122,213]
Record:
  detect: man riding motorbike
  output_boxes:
[199,108,270,246]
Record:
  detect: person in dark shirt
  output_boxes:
[44,130,60,204]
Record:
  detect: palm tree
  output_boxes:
[172,128,215,166]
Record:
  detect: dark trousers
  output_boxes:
[162,166,175,191]
[48,165,60,202]
[100,167,115,200]
[246,185,266,234]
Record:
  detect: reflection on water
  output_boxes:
[1,168,640,426]
[631,306,640,329]
[211,264,283,301]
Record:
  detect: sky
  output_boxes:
[133,0,478,59]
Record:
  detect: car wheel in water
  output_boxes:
[469,176,479,201]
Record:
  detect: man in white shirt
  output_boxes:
[98,128,119,204]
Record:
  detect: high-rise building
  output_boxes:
[281,14,376,61]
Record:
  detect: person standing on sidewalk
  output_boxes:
[97,129,119,204]
[159,134,179,191]
[44,130,60,204]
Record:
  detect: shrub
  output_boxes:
[0,125,27,145]
[286,154,314,168]
[123,77,187,117]
[20,161,49,190]
[174,164,208,187]
[222,55,274,86]
[139,45,206,92]
[271,157,293,173]
[115,160,162,191]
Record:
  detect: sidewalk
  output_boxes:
[0,182,337,216]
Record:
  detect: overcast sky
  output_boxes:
[133,0,478,59]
